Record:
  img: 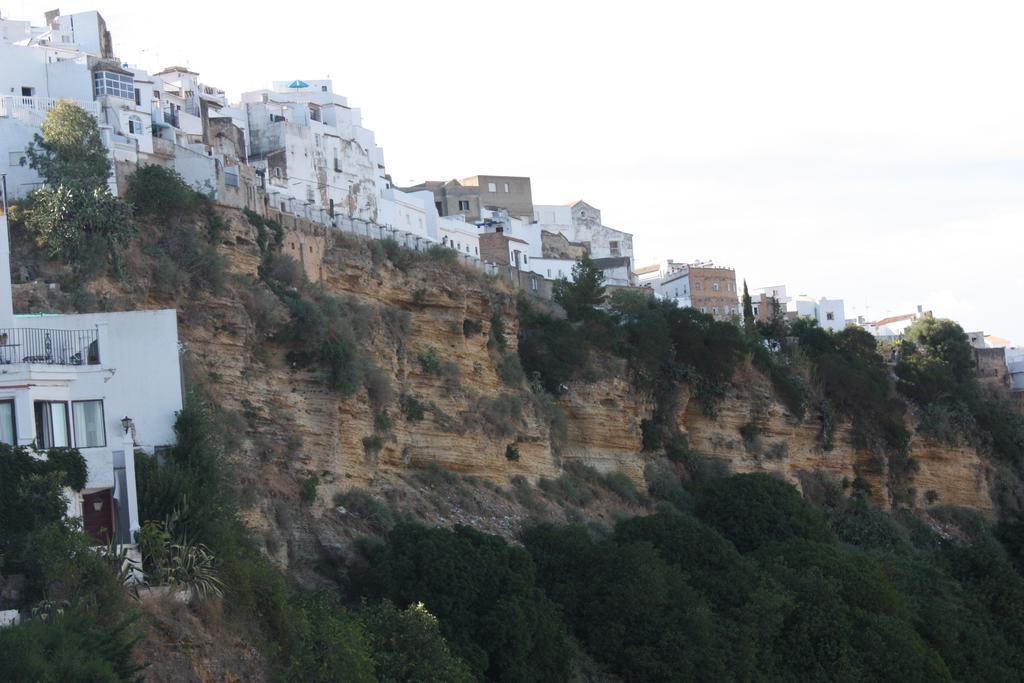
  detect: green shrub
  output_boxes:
[362,435,384,459]
[0,608,141,682]
[644,461,693,511]
[739,422,761,453]
[479,394,524,437]
[418,347,441,375]
[299,474,319,504]
[791,320,910,453]
[539,470,596,508]
[126,164,201,223]
[602,471,640,505]
[462,318,483,337]
[697,473,833,552]
[359,600,475,682]
[496,353,526,386]
[505,443,520,461]
[488,311,507,351]
[334,489,395,531]
[400,394,426,421]
[354,523,571,681]
[425,244,459,263]
[374,410,393,433]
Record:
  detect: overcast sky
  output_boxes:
[7,0,1022,342]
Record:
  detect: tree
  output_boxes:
[24,101,134,275]
[0,443,86,563]
[696,473,833,552]
[26,101,111,188]
[360,600,475,683]
[742,280,755,335]
[24,184,135,273]
[356,523,571,681]
[554,255,606,320]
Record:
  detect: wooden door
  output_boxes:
[82,489,115,545]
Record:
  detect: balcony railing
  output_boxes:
[0,327,99,366]
[0,96,100,119]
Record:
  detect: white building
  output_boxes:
[0,201,183,546]
[787,295,846,332]
[534,200,634,262]
[0,10,106,197]
[438,215,480,259]
[242,79,387,224]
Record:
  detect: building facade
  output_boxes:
[401,174,534,224]
[787,295,846,332]
[0,205,183,546]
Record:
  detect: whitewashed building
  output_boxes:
[0,202,183,546]
[787,295,846,332]
[0,10,106,196]
[534,200,634,262]
[241,79,387,224]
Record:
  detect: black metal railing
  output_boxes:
[0,327,99,366]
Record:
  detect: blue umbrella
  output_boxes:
[287,80,309,89]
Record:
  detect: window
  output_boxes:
[458,200,470,211]
[21,86,34,97]
[695,281,702,290]
[127,115,143,135]
[8,151,27,167]
[523,255,528,264]
[0,400,15,445]
[700,307,707,314]
[73,400,106,448]
[826,312,835,321]
[609,240,620,256]
[321,85,328,92]
[712,281,720,291]
[34,401,70,449]
[93,71,134,99]
[547,269,551,278]
[274,167,282,179]
[134,88,141,106]
[503,183,510,193]
[487,182,497,192]
[712,307,719,315]
[531,277,538,291]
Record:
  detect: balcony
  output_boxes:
[0,327,99,366]
[0,96,100,119]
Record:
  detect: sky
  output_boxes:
[5,0,1022,342]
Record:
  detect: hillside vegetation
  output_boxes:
[2,101,1024,681]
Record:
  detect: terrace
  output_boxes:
[0,327,99,366]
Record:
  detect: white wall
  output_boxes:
[529,257,576,281]
[439,216,480,258]
[788,296,846,332]
[13,309,183,449]
[0,308,183,539]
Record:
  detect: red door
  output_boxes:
[82,489,115,545]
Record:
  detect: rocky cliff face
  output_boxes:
[678,364,995,514]
[11,208,999,570]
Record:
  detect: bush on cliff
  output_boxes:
[353,522,572,681]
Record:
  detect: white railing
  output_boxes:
[0,96,100,118]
